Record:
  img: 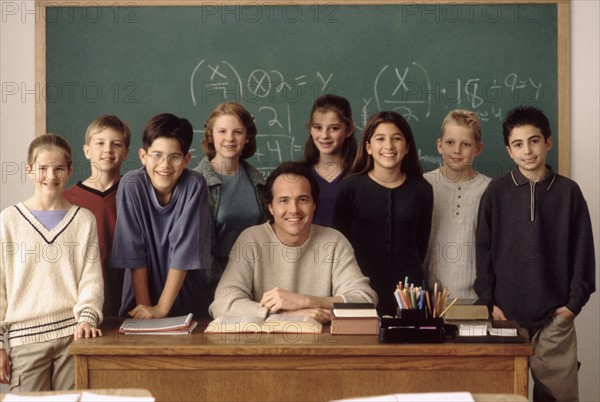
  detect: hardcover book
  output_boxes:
[442,299,489,320]
[331,303,379,335]
[330,316,380,335]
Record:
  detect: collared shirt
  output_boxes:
[475,165,596,327]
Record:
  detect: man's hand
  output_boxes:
[280,308,333,324]
[0,349,11,384]
[74,322,103,340]
[260,287,309,313]
[129,304,168,319]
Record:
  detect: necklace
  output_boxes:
[369,171,406,188]
[315,162,343,183]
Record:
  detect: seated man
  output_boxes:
[209,162,377,323]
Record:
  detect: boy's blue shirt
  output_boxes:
[475,165,596,328]
[110,167,213,317]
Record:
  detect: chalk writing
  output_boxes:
[189,58,543,171]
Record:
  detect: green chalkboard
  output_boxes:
[41,2,562,183]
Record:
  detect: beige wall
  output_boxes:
[1,1,598,400]
[570,2,600,401]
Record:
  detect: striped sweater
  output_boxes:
[1,203,104,349]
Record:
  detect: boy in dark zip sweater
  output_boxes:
[475,106,595,402]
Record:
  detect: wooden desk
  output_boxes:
[69,325,532,402]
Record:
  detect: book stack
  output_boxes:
[330,303,379,335]
[442,299,491,339]
[441,300,522,342]
[119,314,198,335]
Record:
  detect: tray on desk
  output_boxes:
[379,317,445,343]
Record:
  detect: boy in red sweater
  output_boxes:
[63,115,130,317]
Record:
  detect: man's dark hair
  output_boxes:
[263,162,320,222]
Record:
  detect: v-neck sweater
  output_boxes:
[0,203,104,349]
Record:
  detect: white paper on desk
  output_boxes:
[2,394,80,402]
[80,392,155,402]
[331,391,475,402]
[123,321,198,336]
[459,323,488,336]
[489,327,518,337]
[119,314,193,332]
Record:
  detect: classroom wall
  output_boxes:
[1,1,598,400]
[569,2,600,401]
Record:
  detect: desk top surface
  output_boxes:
[69,319,533,357]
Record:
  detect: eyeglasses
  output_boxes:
[147,151,184,166]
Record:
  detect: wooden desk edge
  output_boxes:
[69,338,534,357]
[69,323,533,357]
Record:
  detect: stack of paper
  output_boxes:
[119,314,197,335]
[458,322,490,337]
[489,327,518,337]
[457,320,521,338]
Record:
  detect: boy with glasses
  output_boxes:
[111,113,212,319]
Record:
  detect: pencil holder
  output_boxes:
[395,308,427,321]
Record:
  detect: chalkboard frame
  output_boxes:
[34,0,570,176]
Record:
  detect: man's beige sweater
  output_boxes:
[210,222,377,318]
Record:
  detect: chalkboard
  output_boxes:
[37,1,568,184]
